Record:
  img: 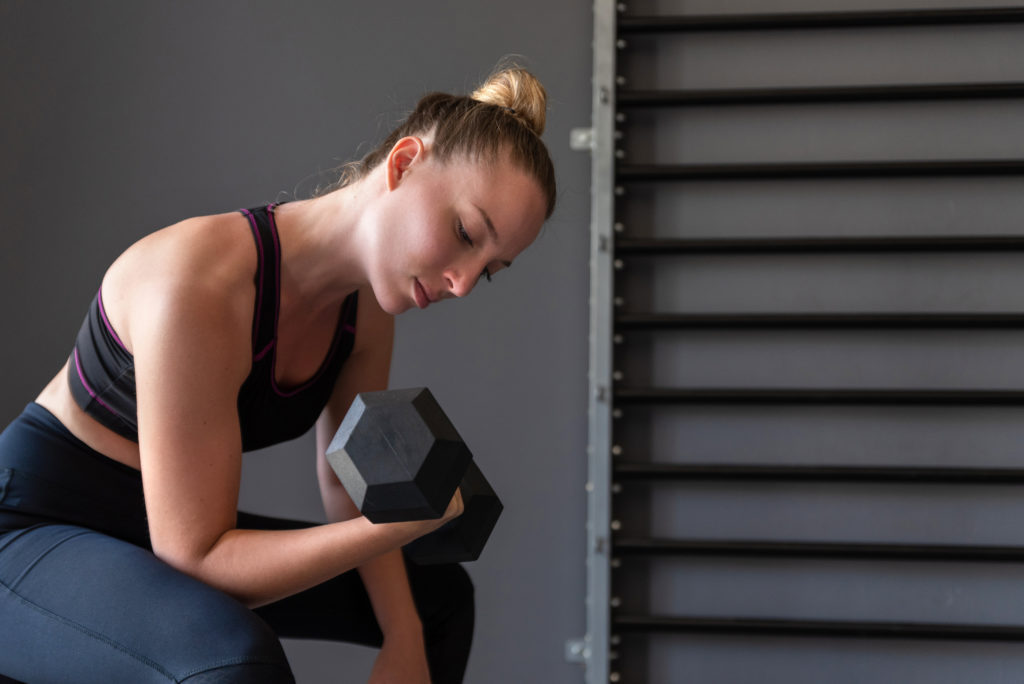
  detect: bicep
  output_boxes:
[132,290,251,569]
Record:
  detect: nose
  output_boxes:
[443,263,481,299]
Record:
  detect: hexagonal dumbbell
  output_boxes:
[326,387,502,564]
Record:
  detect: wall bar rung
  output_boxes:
[614,313,1024,330]
[612,462,1024,484]
[615,235,1024,254]
[612,614,1024,641]
[618,82,1024,107]
[617,8,1024,34]
[617,160,1024,182]
[613,388,1024,405]
[612,537,1024,562]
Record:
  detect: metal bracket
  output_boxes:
[570,127,596,151]
[565,636,592,664]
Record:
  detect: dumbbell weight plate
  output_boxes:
[326,387,470,523]
[405,460,503,565]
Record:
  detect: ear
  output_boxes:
[385,136,426,191]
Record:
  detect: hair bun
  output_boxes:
[471,66,548,136]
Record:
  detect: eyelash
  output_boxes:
[458,220,492,282]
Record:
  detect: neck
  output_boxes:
[272,174,379,312]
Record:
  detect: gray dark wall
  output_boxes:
[1,2,591,682]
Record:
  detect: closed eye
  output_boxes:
[459,219,493,283]
[458,220,474,247]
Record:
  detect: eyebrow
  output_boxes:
[475,204,513,268]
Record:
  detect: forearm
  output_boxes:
[320,474,424,636]
[359,549,424,639]
[179,517,427,608]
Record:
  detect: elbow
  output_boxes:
[150,534,222,587]
[151,538,210,580]
[150,532,261,607]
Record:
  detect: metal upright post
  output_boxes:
[567,0,617,681]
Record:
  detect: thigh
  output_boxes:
[0,523,293,684]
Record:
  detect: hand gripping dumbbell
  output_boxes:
[325,387,503,564]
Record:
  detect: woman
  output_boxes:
[0,66,556,684]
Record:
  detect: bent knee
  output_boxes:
[172,622,293,684]
[161,593,293,683]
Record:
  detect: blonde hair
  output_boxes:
[469,67,547,137]
[333,66,556,218]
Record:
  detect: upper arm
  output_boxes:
[133,285,252,568]
[315,287,395,502]
[124,221,255,570]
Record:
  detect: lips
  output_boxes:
[414,279,432,309]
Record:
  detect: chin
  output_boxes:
[377,297,406,316]
[390,302,416,316]
[375,289,414,316]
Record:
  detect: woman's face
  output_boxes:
[367,138,548,315]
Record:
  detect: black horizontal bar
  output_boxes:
[615,236,1024,254]
[612,462,1024,484]
[615,313,1024,330]
[617,8,1024,33]
[614,388,1024,405]
[617,160,1024,181]
[613,537,1024,562]
[617,82,1024,107]
[613,614,1024,642]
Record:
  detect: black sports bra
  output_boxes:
[67,204,359,451]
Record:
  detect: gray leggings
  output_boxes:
[0,403,474,683]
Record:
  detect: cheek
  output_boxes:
[378,186,453,270]
[408,216,454,267]
[375,208,423,263]
[379,222,448,283]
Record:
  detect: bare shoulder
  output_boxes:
[102,211,257,356]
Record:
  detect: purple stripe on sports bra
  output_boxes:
[253,340,275,362]
[240,208,265,349]
[73,348,121,417]
[97,288,129,352]
[267,203,307,398]
[268,203,282,345]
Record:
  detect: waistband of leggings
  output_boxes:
[2,402,144,489]
[0,403,148,542]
